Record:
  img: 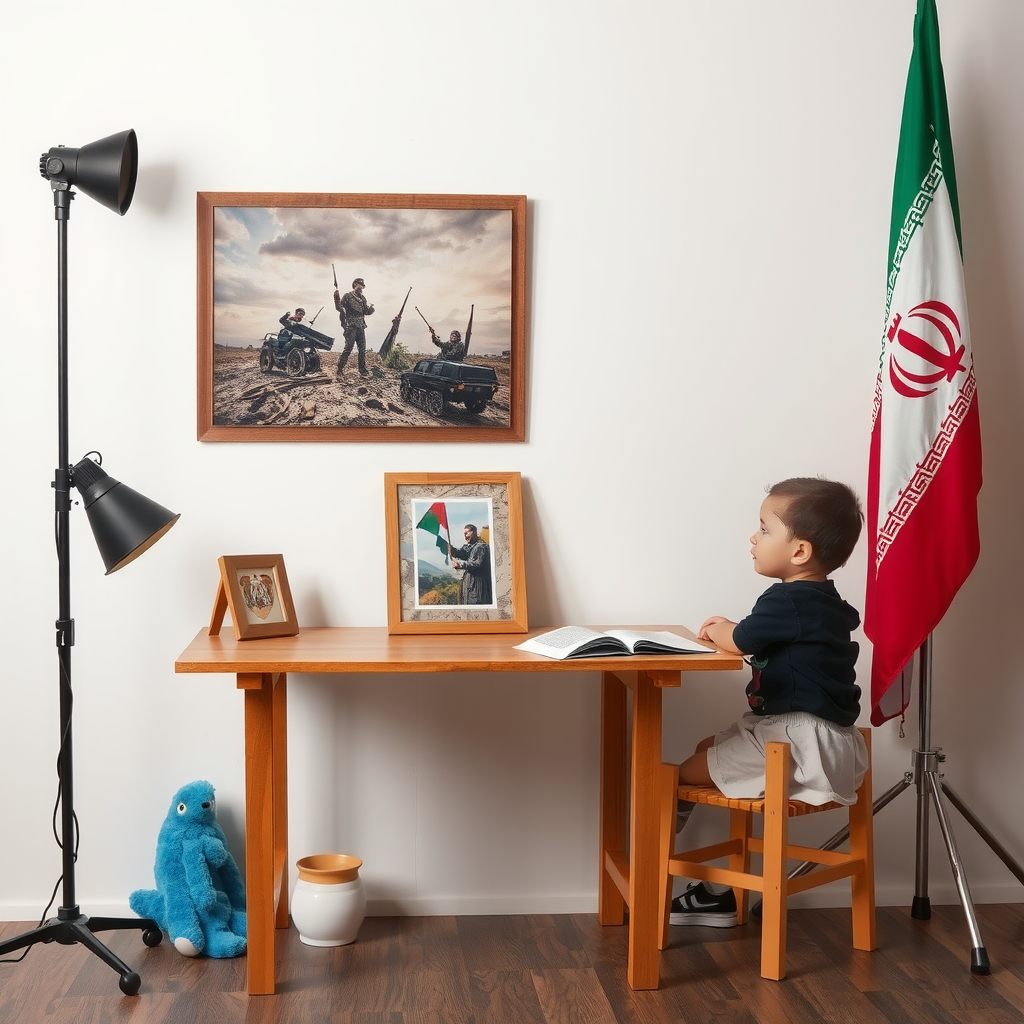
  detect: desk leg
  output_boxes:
[599,671,627,926]
[240,671,282,995]
[627,670,662,990]
[273,674,289,930]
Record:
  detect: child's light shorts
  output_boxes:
[707,711,868,805]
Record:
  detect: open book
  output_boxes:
[514,626,714,660]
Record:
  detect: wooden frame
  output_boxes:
[197,192,526,443]
[210,554,299,641]
[385,472,528,634]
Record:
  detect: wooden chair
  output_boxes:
[657,728,875,980]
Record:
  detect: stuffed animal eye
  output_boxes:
[177,802,187,814]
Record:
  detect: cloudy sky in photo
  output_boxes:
[212,205,513,355]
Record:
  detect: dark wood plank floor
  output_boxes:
[2,905,1023,1023]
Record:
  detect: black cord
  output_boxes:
[0,876,63,964]
[0,509,80,967]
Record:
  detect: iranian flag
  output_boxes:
[416,502,451,563]
[864,0,982,726]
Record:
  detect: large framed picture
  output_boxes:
[197,192,526,443]
[385,472,528,634]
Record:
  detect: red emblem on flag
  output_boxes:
[887,300,967,398]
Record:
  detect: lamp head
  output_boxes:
[40,129,138,215]
[71,456,179,574]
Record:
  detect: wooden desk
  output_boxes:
[175,626,742,993]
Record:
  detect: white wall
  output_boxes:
[2,0,1023,920]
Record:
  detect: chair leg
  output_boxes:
[849,728,876,951]
[728,808,752,926]
[760,743,790,980]
[657,763,677,950]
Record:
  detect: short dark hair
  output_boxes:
[767,477,863,573]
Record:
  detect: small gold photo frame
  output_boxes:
[210,554,299,641]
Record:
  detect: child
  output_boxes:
[671,477,869,928]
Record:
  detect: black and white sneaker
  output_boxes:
[669,882,738,927]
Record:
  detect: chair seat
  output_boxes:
[677,784,844,817]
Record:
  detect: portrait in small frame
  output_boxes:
[385,473,528,634]
[211,554,299,641]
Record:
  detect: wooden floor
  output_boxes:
[2,905,1024,1023]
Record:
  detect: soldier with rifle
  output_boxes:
[333,275,375,379]
[431,328,465,362]
[416,306,465,362]
[277,307,305,353]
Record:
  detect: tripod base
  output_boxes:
[0,912,162,995]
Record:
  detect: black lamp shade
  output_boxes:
[40,129,138,215]
[72,457,179,574]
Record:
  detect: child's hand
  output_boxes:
[698,616,744,655]
[698,615,731,639]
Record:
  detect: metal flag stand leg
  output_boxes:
[762,633,1024,974]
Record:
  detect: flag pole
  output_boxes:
[910,634,990,974]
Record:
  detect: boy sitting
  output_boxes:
[671,477,868,927]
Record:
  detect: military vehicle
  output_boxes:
[258,319,334,376]
[400,359,500,416]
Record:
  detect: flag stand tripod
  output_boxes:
[780,633,1024,974]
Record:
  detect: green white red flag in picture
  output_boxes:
[416,502,451,563]
[864,0,982,726]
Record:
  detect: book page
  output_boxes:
[604,629,714,654]
[514,626,603,658]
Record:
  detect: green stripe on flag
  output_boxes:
[889,0,962,274]
[882,0,964,372]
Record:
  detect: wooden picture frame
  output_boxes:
[385,472,528,634]
[210,554,300,641]
[197,192,526,443]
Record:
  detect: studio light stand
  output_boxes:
[0,130,179,996]
[779,633,1024,974]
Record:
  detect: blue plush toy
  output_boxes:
[129,780,247,958]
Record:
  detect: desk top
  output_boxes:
[175,625,744,677]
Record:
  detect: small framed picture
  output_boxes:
[385,473,528,634]
[212,554,299,641]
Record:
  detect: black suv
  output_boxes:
[400,359,500,416]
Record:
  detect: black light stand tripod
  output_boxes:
[0,131,178,996]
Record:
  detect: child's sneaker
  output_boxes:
[669,882,738,927]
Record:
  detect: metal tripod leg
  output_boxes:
[910,636,986,972]
[919,760,990,974]
[941,780,1024,887]
[912,746,931,920]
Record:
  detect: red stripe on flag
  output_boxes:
[865,395,981,725]
[428,501,449,532]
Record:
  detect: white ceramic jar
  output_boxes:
[291,854,367,947]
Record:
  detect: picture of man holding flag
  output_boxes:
[413,497,496,607]
[450,524,492,606]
